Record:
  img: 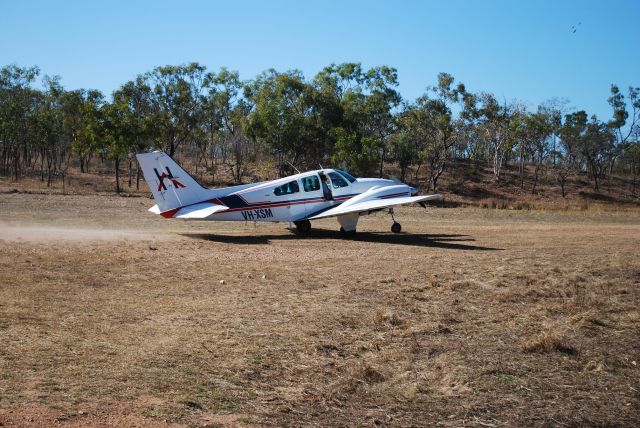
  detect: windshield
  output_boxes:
[335,169,357,183]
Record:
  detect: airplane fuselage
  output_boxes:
[137,151,440,234]
[158,170,412,223]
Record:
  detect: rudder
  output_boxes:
[136,151,211,213]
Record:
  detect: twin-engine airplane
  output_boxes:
[136,151,442,236]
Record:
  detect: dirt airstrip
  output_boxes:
[0,192,639,427]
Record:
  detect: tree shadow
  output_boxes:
[181,229,503,251]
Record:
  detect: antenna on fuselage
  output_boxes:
[318,164,324,170]
[287,161,301,174]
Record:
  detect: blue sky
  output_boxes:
[1,0,638,120]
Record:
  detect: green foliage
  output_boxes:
[390,132,417,182]
[330,127,381,176]
[1,61,640,197]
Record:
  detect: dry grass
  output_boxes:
[0,192,639,426]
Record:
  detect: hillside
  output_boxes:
[1,157,639,212]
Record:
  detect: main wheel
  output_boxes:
[391,222,402,233]
[339,227,356,237]
[294,220,312,233]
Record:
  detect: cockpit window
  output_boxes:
[273,180,300,196]
[328,172,349,188]
[336,169,357,183]
[301,175,320,192]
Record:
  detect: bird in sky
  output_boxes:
[571,21,582,34]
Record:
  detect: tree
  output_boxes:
[521,111,553,193]
[330,127,380,176]
[0,65,41,180]
[584,117,616,190]
[200,68,255,184]
[100,93,141,193]
[476,93,518,183]
[62,89,104,173]
[313,63,400,175]
[36,76,71,188]
[389,132,417,182]
[622,141,640,196]
[397,73,466,191]
[245,70,319,176]
[552,152,574,198]
[608,85,639,147]
[559,111,617,190]
[144,63,209,157]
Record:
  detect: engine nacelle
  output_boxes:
[338,184,413,211]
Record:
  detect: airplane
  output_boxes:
[136,151,443,236]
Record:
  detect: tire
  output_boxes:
[391,222,402,233]
[339,227,356,237]
[294,220,312,233]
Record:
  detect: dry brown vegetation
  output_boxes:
[1,191,639,427]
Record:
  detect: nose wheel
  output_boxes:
[389,208,402,233]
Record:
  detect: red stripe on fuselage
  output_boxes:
[223,196,352,213]
[159,195,354,218]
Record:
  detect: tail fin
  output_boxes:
[136,151,211,214]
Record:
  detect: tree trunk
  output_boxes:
[128,158,132,188]
[114,158,121,194]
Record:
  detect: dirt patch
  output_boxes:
[0,225,163,243]
[0,193,639,426]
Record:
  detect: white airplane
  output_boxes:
[136,151,442,236]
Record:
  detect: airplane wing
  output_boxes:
[173,202,229,219]
[308,194,443,220]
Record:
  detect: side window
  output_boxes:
[328,172,348,188]
[336,169,357,183]
[273,180,300,196]
[302,175,320,192]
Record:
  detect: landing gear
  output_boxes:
[294,220,311,233]
[390,208,402,233]
[340,227,356,238]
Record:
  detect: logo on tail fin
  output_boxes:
[154,167,186,191]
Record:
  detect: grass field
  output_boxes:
[0,192,639,427]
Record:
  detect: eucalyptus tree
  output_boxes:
[608,85,639,147]
[559,111,588,163]
[100,87,149,193]
[115,77,157,188]
[519,111,553,193]
[389,132,416,182]
[413,73,463,191]
[201,68,256,184]
[62,88,104,173]
[143,63,209,157]
[314,63,400,176]
[397,73,467,190]
[0,65,41,179]
[622,141,640,195]
[36,76,76,187]
[552,152,574,198]
[538,98,568,166]
[244,69,309,176]
[582,117,615,190]
[476,93,519,182]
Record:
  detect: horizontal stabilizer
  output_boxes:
[308,194,443,220]
[173,202,228,219]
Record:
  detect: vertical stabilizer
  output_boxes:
[136,151,211,214]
